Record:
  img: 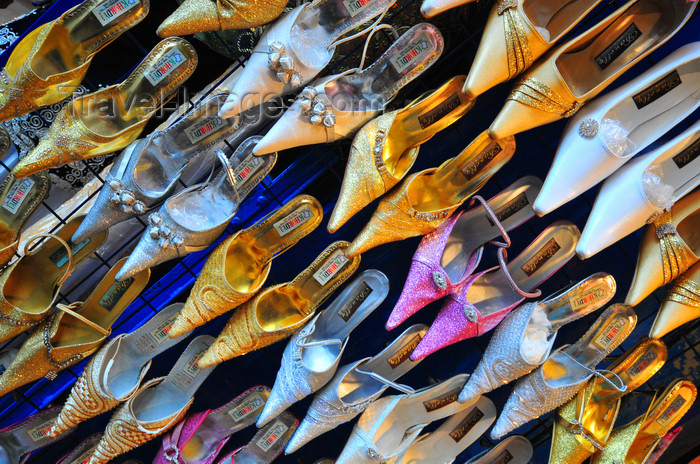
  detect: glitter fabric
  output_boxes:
[652,262,700,338]
[498,0,533,79]
[509,77,580,117]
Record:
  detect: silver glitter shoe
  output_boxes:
[335,373,471,464]
[490,304,637,439]
[459,272,617,404]
[257,269,390,427]
[73,94,256,244]
[285,324,428,454]
[115,136,277,281]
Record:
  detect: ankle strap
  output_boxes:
[56,302,110,336]
[558,349,627,393]
[355,367,415,394]
[470,195,511,249]
[24,232,75,288]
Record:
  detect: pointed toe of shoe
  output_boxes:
[488,99,557,140]
[256,388,292,428]
[73,193,132,244]
[118,237,178,281]
[649,300,695,339]
[256,108,327,154]
[346,218,396,258]
[285,418,329,454]
[157,0,219,37]
[458,381,484,404]
[12,146,58,179]
[463,24,511,98]
[167,309,198,339]
[411,301,475,360]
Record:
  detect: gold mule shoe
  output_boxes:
[0,0,149,123]
[12,37,198,179]
[328,75,473,233]
[0,258,150,396]
[345,130,515,257]
[463,0,602,98]
[198,241,361,367]
[488,0,697,139]
[169,194,324,338]
[626,189,700,307]
[550,338,667,464]
[590,378,697,464]
[650,261,700,338]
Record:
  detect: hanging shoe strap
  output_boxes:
[23,232,75,288]
[469,195,512,249]
[558,350,627,393]
[56,302,110,337]
[355,367,415,394]
[327,0,396,50]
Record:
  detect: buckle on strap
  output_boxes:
[556,415,605,451]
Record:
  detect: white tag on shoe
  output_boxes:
[26,418,56,442]
[255,420,289,452]
[93,0,140,26]
[184,116,227,145]
[342,0,380,17]
[2,177,35,215]
[228,393,266,423]
[390,32,433,74]
[273,205,314,237]
[145,47,186,86]
[313,250,349,285]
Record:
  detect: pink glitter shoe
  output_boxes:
[411,220,580,360]
[386,176,542,330]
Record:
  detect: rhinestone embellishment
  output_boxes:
[366,449,382,460]
[163,444,181,463]
[578,119,599,139]
[656,223,677,239]
[108,179,146,214]
[148,213,184,249]
[497,0,517,13]
[432,271,447,290]
[463,305,478,323]
[268,42,303,87]
[298,87,336,127]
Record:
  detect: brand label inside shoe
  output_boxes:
[145,47,186,86]
[234,153,264,185]
[255,420,289,452]
[656,394,687,427]
[172,346,208,390]
[184,115,227,145]
[594,23,642,70]
[486,191,529,227]
[520,238,560,277]
[423,388,460,412]
[624,349,658,381]
[391,32,433,74]
[93,0,139,26]
[338,281,373,322]
[633,70,682,109]
[418,92,462,129]
[50,238,91,268]
[342,0,379,17]
[69,446,98,464]
[313,249,349,285]
[569,283,608,311]
[388,333,423,368]
[273,205,315,237]
[228,392,266,422]
[592,317,629,351]
[1,177,35,215]
[134,314,179,354]
[461,142,502,180]
[673,136,700,169]
[449,406,484,442]
[98,277,134,311]
[26,418,56,442]
[492,450,515,464]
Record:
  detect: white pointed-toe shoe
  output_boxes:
[420,0,476,18]
[253,23,444,155]
[534,41,700,216]
[577,119,700,259]
[218,0,396,119]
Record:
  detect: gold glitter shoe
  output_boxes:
[170,195,323,338]
[157,0,286,37]
[328,75,473,233]
[590,379,697,464]
[0,258,149,396]
[550,338,667,464]
[12,37,198,179]
[0,215,107,345]
[650,261,700,339]
[346,130,515,257]
[0,0,149,123]
[488,0,696,139]
[198,241,361,367]
[625,189,700,307]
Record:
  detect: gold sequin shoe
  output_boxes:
[12,37,198,179]
[626,189,700,307]
[170,194,323,338]
[590,378,696,464]
[650,261,700,338]
[157,0,286,37]
[346,130,515,257]
[0,0,149,123]
[328,75,473,233]
[0,215,107,345]
[463,0,602,99]
[488,0,696,139]
[198,241,360,367]
[89,336,216,464]
[550,338,667,464]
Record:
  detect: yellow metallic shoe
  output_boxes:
[12,37,198,179]
[488,0,696,139]
[626,189,700,307]
[650,261,700,339]
[328,75,473,233]
[170,194,324,338]
[0,0,149,123]
[0,215,107,344]
[590,378,697,464]
[198,241,361,367]
[346,130,515,257]
[157,0,286,37]
[550,338,667,464]
[0,258,150,396]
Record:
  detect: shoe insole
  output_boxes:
[523,0,599,41]
[5,216,108,315]
[58,433,101,464]
[0,173,48,250]
[218,411,297,464]
[339,324,427,404]
[132,335,216,423]
[224,195,323,292]
[0,407,63,464]
[466,220,579,317]
[469,435,533,464]
[441,176,541,283]
[677,209,700,257]
[256,241,359,332]
[303,270,389,372]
